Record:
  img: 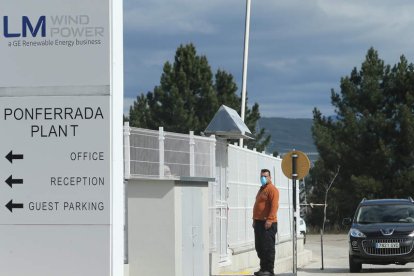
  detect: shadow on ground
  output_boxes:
[361,267,414,273]
[292,267,414,274]
[276,268,348,275]
[213,267,414,276]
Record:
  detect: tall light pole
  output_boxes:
[240,0,251,147]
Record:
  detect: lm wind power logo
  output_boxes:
[3,16,46,38]
[2,15,105,48]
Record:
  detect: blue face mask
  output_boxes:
[260,176,267,186]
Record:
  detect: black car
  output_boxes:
[343,198,414,273]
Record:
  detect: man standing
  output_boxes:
[253,169,279,276]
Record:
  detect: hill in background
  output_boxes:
[259,117,318,161]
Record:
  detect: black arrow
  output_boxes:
[5,151,24,163]
[5,200,24,212]
[5,175,23,188]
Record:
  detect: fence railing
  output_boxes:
[124,123,216,180]
[226,144,294,250]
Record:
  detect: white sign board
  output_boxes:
[0,0,123,275]
[0,96,110,224]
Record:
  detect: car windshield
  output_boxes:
[356,204,414,224]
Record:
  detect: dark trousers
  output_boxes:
[254,220,277,273]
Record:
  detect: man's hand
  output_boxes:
[265,220,272,230]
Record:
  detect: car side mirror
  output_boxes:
[342,218,352,226]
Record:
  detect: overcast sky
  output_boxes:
[123,0,414,118]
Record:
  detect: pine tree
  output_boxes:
[128,43,271,150]
[309,48,414,226]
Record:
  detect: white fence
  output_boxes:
[124,124,216,180]
[207,141,296,265]
[226,144,294,252]
[124,125,297,269]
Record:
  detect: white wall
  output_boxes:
[127,179,210,276]
[127,179,176,275]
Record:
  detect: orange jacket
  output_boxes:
[253,182,279,223]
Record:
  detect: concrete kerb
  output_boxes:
[215,238,312,275]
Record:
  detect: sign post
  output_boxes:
[282,150,310,276]
[292,152,298,274]
[0,0,123,275]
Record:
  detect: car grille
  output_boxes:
[362,238,414,256]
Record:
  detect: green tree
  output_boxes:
[245,103,271,152]
[309,48,414,226]
[128,43,271,150]
[215,69,240,110]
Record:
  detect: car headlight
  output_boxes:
[409,230,414,237]
[350,228,366,238]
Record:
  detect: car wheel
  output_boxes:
[349,254,362,273]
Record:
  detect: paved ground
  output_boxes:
[284,234,414,276]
